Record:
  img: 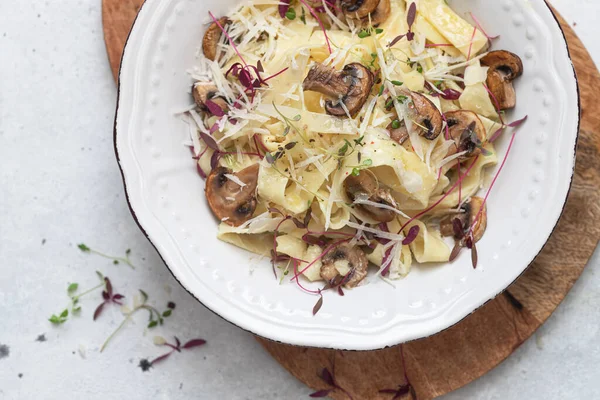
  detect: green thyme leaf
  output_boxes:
[148,320,158,329]
[162,310,172,318]
[390,80,403,86]
[67,283,79,293]
[391,119,401,129]
[77,243,90,252]
[358,30,370,38]
[285,8,296,20]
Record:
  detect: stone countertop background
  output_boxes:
[0,0,598,399]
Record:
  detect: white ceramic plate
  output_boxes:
[115,0,579,350]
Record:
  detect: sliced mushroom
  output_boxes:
[192,83,229,114]
[386,92,443,141]
[320,243,369,288]
[205,164,259,227]
[203,17,230,61]
[303,63,374,118]
[444,110,486,159]
[363,0,391,26]
[344,173,397,222]
[342,0,380,20]
[440,196,487,243]
[480,50,523,110]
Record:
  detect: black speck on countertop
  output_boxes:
[0,344,9,360]
[18,373,23,378]
[41,239,46,245]
[139,358,152,372]
[36,334,46,342]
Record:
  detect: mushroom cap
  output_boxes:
[342,0,381,20]
[409,92,443,140]
[344,172,397,223]
[320,243,369,288]
[192,83,229,114]
[303,63,374,118]
[444,110,486,159]
[440,196,487,243]
[205,164,259,226]
[203,17,229,61]
[362,0,391,26]
[480,50,523,110]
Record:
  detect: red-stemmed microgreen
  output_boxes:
[378,345,416,399]
[397,155,480,236]
[100,289,175,352]
[147,336,207,367]
[469,12,499,42]
[309,362,354,399]
[466,26,478,61]
[388,2,417,47]
[93,277,125,321]
[49,271,106,324]
[77,243,136,269]
[298,0,332,54]
[402,225,420,245]
[489,115,528,143]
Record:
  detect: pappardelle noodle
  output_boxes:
[184,0,525,296]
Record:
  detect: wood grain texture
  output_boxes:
[102,2,600,398]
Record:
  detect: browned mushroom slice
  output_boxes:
[205,164,259,226]
[444,110,486,159]
[344,173,397,222]
[440,196,487,243]
[303,63,374,118]
[203,17,230,61]
[480,50,523,110]
[192,83,229,114]
[342,0,380,20]
[362,0,391,26]
[320,243,369,288]
[386,92,442,141]
[409,92,443,140]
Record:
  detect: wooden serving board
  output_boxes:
[103,2,600,398]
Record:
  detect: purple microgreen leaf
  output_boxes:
[210,150,221,170]
[174,337,181,348]
[104,277,113,297]
[209,122,220,134]
[319,368,335,386]
[204,100,225,117]
[388,34,406,47]
[452,218,464,239]
[489,126,505,143]
[102,290,109,300]
[93,302,105,321]
[465,236,474,249]
[292,218,306,229]
[199,132,219,151]
[182,339,207,349]
[312,294,324,316]
[440,88,462,100]
[337,286,344,296]
[257,60,264,73]
[507,115,528,127]
[406,31,415,41]
[150,351,173,366]
[309,390,332,398]
[285,141,297,150]
[402,225,420,245]
[449,242,462,262]
[471,241,478,269]
[407,2,417,28]
[303,210,312,227]
[113,294,125,300]
[238,69,253,88]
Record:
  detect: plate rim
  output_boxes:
[112,0,581,350]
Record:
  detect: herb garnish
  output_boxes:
[148,336,207,367]
[49,271,106,324]
[78,243,136,268]
[388,2,417,46]
[378,345,416,399]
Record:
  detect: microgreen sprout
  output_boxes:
[378,345,416,399]
[388,2,417,46]
[77,243,136,269]
[358,27,384,38]
[309,361,353,399]
[285,7,297,20]
[148,336,207,367]
[273,102,303,137]
[348,158,373,176]
[49,271,106,323]
[93,277,125,321]
[100,289,175,352]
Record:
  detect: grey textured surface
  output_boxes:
[0,1,599,399]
